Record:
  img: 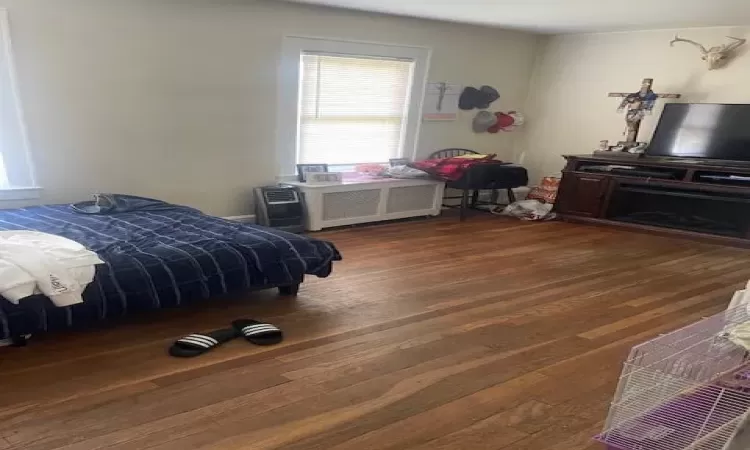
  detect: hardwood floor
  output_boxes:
[1,216,749,450]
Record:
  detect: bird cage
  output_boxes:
[596,305,750,450]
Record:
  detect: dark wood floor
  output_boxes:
[0,216,748,450]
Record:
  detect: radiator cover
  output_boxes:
[284,179,445,231]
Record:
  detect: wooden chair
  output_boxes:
[429,148,479,159]
[428,148,527,220]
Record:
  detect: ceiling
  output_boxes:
[281,0,750,34]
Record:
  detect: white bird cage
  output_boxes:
[596,305,750,450]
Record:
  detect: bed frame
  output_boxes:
[6,279,304,347]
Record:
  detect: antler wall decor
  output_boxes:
[670,35,746,70]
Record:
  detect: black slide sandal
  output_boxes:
[232,319,284,346]
[168,328,238,357]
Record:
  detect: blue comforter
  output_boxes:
[0,195,341,340]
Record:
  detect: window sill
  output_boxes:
[277,164,391,181]
[0,186,42,201]
[276,171,359,183]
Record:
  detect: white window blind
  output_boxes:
[297,53,415,165]
[0,9,35,192]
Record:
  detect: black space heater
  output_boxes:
[254,185,306,233]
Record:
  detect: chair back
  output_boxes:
[428,148,479,159]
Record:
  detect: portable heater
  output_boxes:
[254,185,306,233]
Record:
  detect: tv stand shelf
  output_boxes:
[556,154,750,246]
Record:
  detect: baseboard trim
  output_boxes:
[222,214,256,224]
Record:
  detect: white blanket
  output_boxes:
[727,281,750,315]
[0,231,103,307]
[724,281,750,350]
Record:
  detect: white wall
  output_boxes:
[520,26,750,182]
[0,0,539,216]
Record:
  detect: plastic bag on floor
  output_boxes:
[498,199,556,221]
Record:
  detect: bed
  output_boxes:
[0,195,342,342]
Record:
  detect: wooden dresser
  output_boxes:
[556,154,750,246]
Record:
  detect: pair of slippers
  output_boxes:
[169,319,283,358]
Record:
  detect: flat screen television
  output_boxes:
[646,103,750,161]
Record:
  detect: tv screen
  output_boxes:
[647,103,750,161]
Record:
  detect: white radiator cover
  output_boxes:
[284,179,445,231]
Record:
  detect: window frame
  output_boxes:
[0,8,39,200]
[276,36,430,178]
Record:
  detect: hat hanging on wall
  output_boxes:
[479,86,500,107]
[472,111,498,133]
[487,111,522,133]
[459,85,500,110]
[472,110,525,134]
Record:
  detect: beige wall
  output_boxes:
[0,0,539,216]
[519,26,750,182]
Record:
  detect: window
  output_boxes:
[298,54,413,165]
[0,9,37,198]
[278,37,429,176]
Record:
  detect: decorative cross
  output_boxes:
[608,78,681,144]
[435,82,448,111]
